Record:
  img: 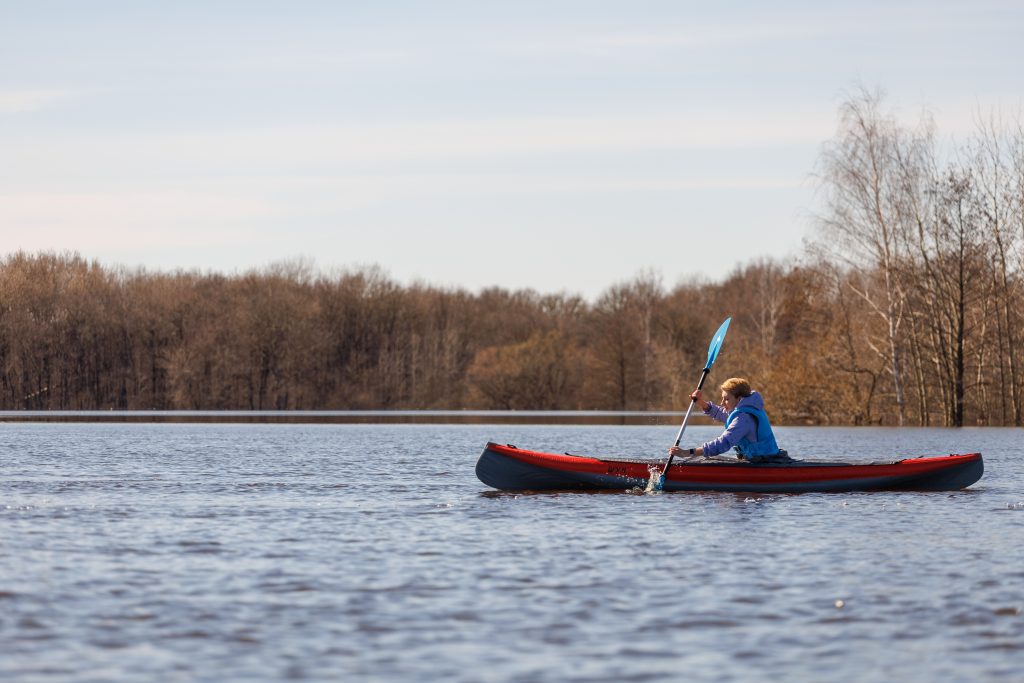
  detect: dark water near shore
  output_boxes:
[2,422,1022,682]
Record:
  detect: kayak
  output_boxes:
[476,442,984,493]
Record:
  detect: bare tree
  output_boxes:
[814,87,932,425]
[968,114,1022,424]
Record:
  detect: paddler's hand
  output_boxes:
[692,389,708,411]
[668,446,684,457]
[689,390,710,411]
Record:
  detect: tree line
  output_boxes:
[2,89,1023,425]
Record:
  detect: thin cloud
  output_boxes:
[498,24,817,57]
[492,4,1000,58]
[0,191,274,250]
[194,171,806,216]
[5,107,835,175]
[214,49,415,73]
[0,88,82,114]
[281,172,804,202]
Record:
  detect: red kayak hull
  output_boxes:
[476,442,984,493]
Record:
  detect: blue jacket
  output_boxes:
[701,391,780,461]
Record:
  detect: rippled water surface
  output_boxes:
[2,422,1022,682]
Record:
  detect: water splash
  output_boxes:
[644,465,662,494]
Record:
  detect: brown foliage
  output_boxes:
[467,331,582,410]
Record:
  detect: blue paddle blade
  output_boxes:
[704,317,731,370]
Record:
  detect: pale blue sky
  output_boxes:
[2,1,1021,298]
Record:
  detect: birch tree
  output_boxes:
[969,116,1022,424]
[816,88,923,425]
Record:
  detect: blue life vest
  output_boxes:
[726,405,780,461]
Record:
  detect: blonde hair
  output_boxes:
[720,377,752,398]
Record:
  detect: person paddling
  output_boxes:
[668,377,784,462]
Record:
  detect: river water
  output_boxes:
[1,422,1022,682]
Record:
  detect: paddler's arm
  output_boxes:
[668,446,705,457]
[692,390,728,423]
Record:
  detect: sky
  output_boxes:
[2,1,1022,299]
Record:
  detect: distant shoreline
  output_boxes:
[0,410,717,425]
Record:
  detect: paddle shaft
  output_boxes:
[662,366,711,475]
[655,316,730,491]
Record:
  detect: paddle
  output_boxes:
[656,316,731,491]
